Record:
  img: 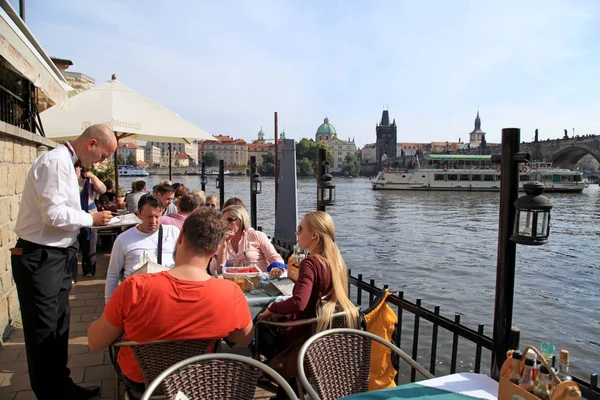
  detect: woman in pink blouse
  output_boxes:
[210,205,285,278]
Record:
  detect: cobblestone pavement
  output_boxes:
[0,251,275,399]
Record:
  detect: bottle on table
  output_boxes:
[556,350,572,382]
[518,358,536,392]
[509,350,523,384]
[533,365,553,400]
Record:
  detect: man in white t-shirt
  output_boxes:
[105,194,180,303]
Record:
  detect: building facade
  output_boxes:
[199,135,249,167]
[117,142,145,164]
[147,141,199,164]
[144,144,161,166]
[375,110,397,171]
[314,117,356,173]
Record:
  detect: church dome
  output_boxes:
[316,117,336,135]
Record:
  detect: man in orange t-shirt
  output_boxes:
[87,208,253,386]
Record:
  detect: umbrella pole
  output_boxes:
[169,143,172,181]
[114,136,120,202]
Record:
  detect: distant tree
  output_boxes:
[297,158,314,177]
[343,153,361,177]
[117,153,125,166]
[296,138,313,160]
[126,152,137,166]
[203,152,218,167]
[259,152,275,176]
[315,140,334,163]
[174,160,180,167]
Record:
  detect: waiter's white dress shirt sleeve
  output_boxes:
[105,235,125,303]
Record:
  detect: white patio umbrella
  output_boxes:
[40,75,216,195]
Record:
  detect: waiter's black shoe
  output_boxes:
[70,384,101,399]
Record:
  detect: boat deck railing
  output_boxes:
[270,240,599,399]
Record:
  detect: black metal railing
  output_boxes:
[1,60,45,135]
[270,241,599,399]
[348,272,599,399]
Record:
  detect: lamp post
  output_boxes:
[491,128,553,380]
[200,161,207,192]
[250,156,262,229]
[316,148,336,212]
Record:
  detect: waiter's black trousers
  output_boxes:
[12,238,78,399]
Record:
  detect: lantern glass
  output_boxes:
[216,177,220,189]
[535,210,550,238]
[200,175,207,185]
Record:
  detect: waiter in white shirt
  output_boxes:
[12,124,117,400]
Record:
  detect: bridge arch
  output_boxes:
[552,145,600,170]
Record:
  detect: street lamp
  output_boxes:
[510,182,553,246]
[317,161,336,207]
[200,161,207,191]
[215,176,220,189]
[251,172,262,195]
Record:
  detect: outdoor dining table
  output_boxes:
[340,372,498,400]
[230,275,294,317]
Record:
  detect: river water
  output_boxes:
[120,175,600,378]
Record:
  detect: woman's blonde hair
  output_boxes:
[205,194,218,204]
[222,205,251,232]
[303,211,359,332]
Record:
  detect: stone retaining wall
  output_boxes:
[0,122,56,343]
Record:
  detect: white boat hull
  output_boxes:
[372,168,586,193]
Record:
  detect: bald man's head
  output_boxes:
[72,124,118,166]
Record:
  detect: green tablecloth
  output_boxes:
[341,383,482,400]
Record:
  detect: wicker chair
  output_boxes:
[297,328,434,400]
[109,339,219,399]
[253,310,354,361]
[140,353,299,400]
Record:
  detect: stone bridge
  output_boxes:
[519,135,600,169]
[460,134,600,170]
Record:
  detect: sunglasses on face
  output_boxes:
[226,217,238,223]
[204,203,217,208]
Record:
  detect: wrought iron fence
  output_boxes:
[270,240,599,399]
[1,59,44,135]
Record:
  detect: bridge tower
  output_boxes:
[376,110,397,172]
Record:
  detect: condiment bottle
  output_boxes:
[518,358,535,392]
[533,359,542,382]
[556,350,572,382]
[533,365,552,400]
[509,350,523,384]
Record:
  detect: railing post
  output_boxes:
[317,148,325,212]
[491,128,520,380]
[250,156,258,229]
[201,161,206,192]
[219,160,225,210]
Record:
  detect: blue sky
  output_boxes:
[13,0,600,147]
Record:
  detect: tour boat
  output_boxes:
[372,155,587,193]
[117,165,150,177]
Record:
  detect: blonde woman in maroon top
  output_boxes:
[259,211,358,328]
[258,211,359,398]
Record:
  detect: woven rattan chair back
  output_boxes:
[304,331,371,400]
[141,353,299,400]
[297,328,434,400]
[131,339,215,396]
